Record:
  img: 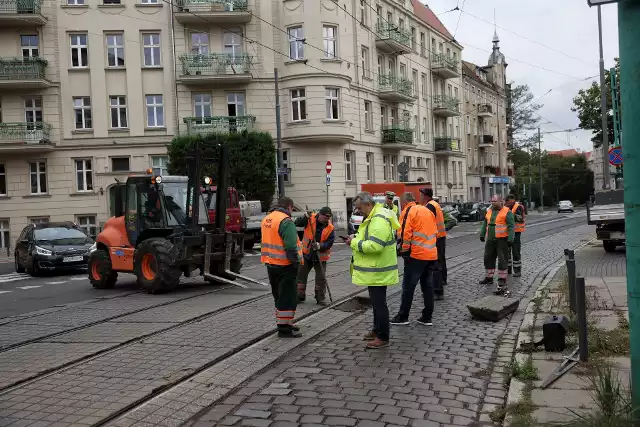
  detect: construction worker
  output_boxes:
[261,197,303,338]
[479,194,515,295]
[295,207,335,304]
[390,192,438,326]
[505,194,525,277]
[346,192,400,349]
[419,188,447,300]
[383,191,400,219]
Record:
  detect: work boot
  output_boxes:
[513,268,522,278]
[365,338,390,349]
[363,330,376,341]
[297,283,306,302]
[278,328,302,338]
[479,277,493,285]
[493,280,509,296]
[390,314,410,325]
[315,291,327,305]
[434,291,444,301]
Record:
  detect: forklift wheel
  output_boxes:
[134,239,181,294]
[89,249,118,289]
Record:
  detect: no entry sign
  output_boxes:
[326,161,332,174]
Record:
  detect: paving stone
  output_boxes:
[324,416,357,426]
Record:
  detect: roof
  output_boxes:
[411,0,454,41]
[462,60,500,93]
[548,149,581,157]
[584,151,592,161]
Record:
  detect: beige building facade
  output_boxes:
[461,32,513,202]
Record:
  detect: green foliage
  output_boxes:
[167,131,276,209]
[571,58,620,148]
[508,84,543,147]
[510,358,539,381]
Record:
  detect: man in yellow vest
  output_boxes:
[391,192,438,326]
[295,207,335,304]
[346,192,400,349]
[261,197,303,338]
[419,188,447,300]
[505,194,525,277]
[479,194,515,295]
[384,191,400,219]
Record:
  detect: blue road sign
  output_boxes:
[608,147,623,166]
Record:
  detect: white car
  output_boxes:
[558,200,574,213]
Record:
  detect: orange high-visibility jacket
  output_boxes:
[485,207,510,238]
[260,210,302,265]
[301,213,335,262]
[511,202,526,233]
[427,200,446,238]
[398,202,438,261]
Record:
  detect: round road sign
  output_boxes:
[326,161,332,174]
[608,146,623,166]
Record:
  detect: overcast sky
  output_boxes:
[424,0,620,153]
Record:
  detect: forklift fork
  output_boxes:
[203,233,269,289]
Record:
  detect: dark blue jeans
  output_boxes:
[433,237,447,294]
[397,258,436,321]
[368,286,389,341]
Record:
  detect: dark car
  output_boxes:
[459,202,487,222]
[15,222,96,276]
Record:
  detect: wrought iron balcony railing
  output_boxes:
[0,122,51,142]
[0,57,47,80]
[382,125,413,145]
[431,53,458,72]
[179,53,254,77]
[432,95,460,112]
[0,0,43,14]
[183,116,255,135]
[434,136,461,152]
[175,0,248,10]
[375,21,411,49]
[378,74,413,97]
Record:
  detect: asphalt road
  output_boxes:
[0,209,588,319]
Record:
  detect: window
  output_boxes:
[70,34,88,68]
[390,155,397,182]
[104,0,121,4]
[377,55,383,76]
[67,0,84,5]
[77,215,97,239]
[281,149,290,184]
[398,18,404,30]
[145,95,164,127]
[359,0,366,25]
[75,159,93,192]
[142,33,161,66]
[417,157,423,168]
[452,162,457,184]
[290,89,306,121]
[366,152,373,182]
[411,27,416,50]
[193,94,212,119]
[0,220,8,249]
[227,93,245,117]
[30,217,49,225]
[420,32,425,56]
[426,158,431,180]
[458,161,463,184]
[325,88,339,120]
[106,34,125,67]
[322,25,337,59]
[364,101,372,130]
[404,156,411,168]
[109,96,127,128]
[288,26,304,60]
[223,30,243,58]
[446,47,451,57]
[439,42,443,53]
[29,161,47,194]
[454,87,459,100]
[431,37,436,50]
[399,63,406,78]
[0,164,5,195]
[111,157,130,172]
[412,69,418,96]
[190,33,209,55]
[383,155,389,181]
[421,73,427,98]
[360,46,370,78]
[73,97,92,130]
[24,98,42,125]
[344,150,354,182]
[21,35,39,58]
[380,106,387,126]
[422,118,427,141]
[413,114,418,139]
[453,52,457,63]
[140,0,159,4]
[151,156,169,175]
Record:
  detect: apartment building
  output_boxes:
[171,0,465,227]
[0,0,174,248]
[461,31,513,201]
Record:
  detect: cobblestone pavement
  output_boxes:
[0,216,590,427]
[187,225,595,427]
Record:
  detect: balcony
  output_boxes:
[375,21,411,55]
[174,0,250,24]
[178,54,253,85]
[431,54,459,79]
[0,0,46,25]
[478,103,494,118]
[0,57,49,89]
[183,116,255,135]
[432,95,461,117]
[381,125,413,149]
[378,74,415,103]
[434,136,461,156]
[0,122,53,152]
[478,134,494,148]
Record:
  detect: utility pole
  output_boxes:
[618,0,640,416]
[528,142,532,209]
[538,127,543,213]
[274,68,285,198]
[598,5,610,190]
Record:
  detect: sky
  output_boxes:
[424,0,620,153]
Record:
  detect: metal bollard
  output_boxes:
[575,276,589,362]
[566,249,577,313]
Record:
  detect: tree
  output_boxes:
[167,131,277,209]
[508,84,543,147]
[571,58,620,148]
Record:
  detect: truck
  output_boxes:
[586,188,625,252]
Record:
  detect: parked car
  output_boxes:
[558,200,574,213]
[441,203,460,220]
[15,222,96,276]
[458,202,487,222]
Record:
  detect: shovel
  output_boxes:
[305,205,333,303]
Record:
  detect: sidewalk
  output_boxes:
[504,242,630,425]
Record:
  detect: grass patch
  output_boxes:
[510,358,540,381]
